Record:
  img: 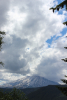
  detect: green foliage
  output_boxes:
[49,0,67,26]
[27,85,67,100]
[0,87,28,100]
[0,31,6,51]
[0,31,6,67]
[56,86,67,96]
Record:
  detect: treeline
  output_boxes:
[0,87,28,100]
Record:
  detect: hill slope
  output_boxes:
[0,75,59,88]
[0,85,67,100]
[27,85,67,100]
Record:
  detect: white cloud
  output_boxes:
[0,0,67,84]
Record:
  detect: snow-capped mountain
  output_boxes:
[0,75,59,88]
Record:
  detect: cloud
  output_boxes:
[0,35,30,74]
[0,0,67,84]
[0,0,10,28]
[35,33,67,83]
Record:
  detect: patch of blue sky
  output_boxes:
[61,27,67,36]
[46,27,67,48]
[46,35,60,48]
[27,48,29,50]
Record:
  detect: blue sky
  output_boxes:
[0,0,67,85]
[46,26,67,47]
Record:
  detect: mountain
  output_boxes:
[0,75,59,89]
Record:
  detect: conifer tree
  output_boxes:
[49,0,67,96]
[0,31,6,67]
[0,87,28,100]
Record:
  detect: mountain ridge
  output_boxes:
[0,75,59,89]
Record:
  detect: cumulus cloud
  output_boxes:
[0,0,67,84]
[34,33,67,83]
[0,35,30,74]
[0,0,10,28]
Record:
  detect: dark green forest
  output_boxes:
[0,85,67,100]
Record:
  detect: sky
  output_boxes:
[0,0,67,85]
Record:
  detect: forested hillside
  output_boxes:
[27,85,67,100]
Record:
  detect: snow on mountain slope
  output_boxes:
[0,75,59,88]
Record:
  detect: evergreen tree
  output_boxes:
[49,0,67,96]
[0,87,28,100]
[0,31,6,67]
